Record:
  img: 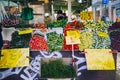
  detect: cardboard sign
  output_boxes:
[97,32,108,38]
[19,28,33,35]
[85,49,115,70]
[66,30,80,45]
[80,12,93,20]
[0,48,29,68]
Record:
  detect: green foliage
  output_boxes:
[10,31,31,48]
[47,19,67,28]
[92,31,111,49]
[47,32,64,52]
[41,59,77,78]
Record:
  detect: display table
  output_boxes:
[0,50,116,80]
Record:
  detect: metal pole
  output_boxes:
[72,44,75,66]
[51,0,54,21]
[104,4,107,21]
[68,0,71,22]
[8,0,10,16]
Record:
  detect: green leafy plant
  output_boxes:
[41,59,76,78]
[10,31,31,48]
[47,32,64,52]
[47,19,67,28]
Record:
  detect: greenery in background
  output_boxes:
[41,59,76,78]
[47,19,67,28]
[10,31,31,48]
[14,18,34,28]
[47,32,64,52]
[53,0,92,13]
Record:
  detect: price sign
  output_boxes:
[80,12,93,20]
[0,48,29,68]
[97,31,108,38]
[85,49,115,70]
[19,28,33,35]
[66,30,80,45]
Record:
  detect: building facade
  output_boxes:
[92,0,120,22]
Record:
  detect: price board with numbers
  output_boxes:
[66,30,80,45]
[80,12,93,21]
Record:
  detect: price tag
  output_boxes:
[80,12,93,20]
[97,32,108,38]
[66,30,80,45]
[85,49,115,70]
[19,28,33,35]
[0,48,29,68]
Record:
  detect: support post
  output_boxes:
[68,0,71,22]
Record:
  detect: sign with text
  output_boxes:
[80,12,93,20]
[0,48,29,68]
[85,49,115,70]
[102,0,109,4]
[66,30,80,45]
[19,28,33,35]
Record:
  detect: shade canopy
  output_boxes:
[0,1,18,22]
[0,0,18,7]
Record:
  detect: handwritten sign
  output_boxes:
[85,49,115,70]
[0,48,29,68]
[97,31,108,38]
[19,28,33,35]
[80,12,93,20]
[66,30,80,45]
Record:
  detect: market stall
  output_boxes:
[0,0,118,80]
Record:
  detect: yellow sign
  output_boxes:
[97,32,108,38]
[85,49,115,70]
[66,36,80,45]
[66,30,80,37]
[118,18,120,22]
[0,48,30,68]
[19,28,33,35]
[45,0,49,3]
[66,30,80,45]
[80,12,93,20]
